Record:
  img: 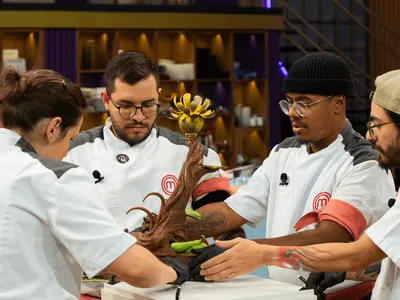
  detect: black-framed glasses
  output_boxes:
[366,121,399,140]
[279,95,333,118]
[369,91,375,101]
[109,98,160,119]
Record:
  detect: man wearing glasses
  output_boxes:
[296,70,400,300]
[184,52,395,300]
[65,51,233,236]
[366,91,400,169]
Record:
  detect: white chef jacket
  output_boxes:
[225,120,395,293]
[366,191,400,300]
[0,128,136,300]
[65,118,230,232]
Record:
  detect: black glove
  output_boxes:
[307,272,346,292]
[187,244,227,282]
[162,256,190,286]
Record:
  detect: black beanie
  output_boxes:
[282,52,355,97]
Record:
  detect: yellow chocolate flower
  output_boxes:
[169,93,214,135]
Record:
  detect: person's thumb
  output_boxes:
[215,238,241,249]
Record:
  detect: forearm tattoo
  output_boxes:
[353,262,381,281]
[183,209,228,237]
[277,246,327,272]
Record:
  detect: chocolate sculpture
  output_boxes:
[126,93,221,260]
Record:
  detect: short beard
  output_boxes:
[376,142,400,169]
[110,116,154,146]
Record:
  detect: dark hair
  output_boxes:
[384,107,400,128]
[105,51,159,94]
[0,66,87,133]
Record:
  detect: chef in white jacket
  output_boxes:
[64,51,233,234]
[184,52,395,300]
[0,67,188,300]
[197,69,400,300]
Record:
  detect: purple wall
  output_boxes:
[198,81,232,110]
[234,33,266,79]
[268,30,282,148]
[45,29,77,82]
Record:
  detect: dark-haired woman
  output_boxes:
[0,67,187,300]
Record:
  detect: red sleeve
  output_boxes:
[319,199,367,240]
[294,199,367,240]
[192,177,232,200]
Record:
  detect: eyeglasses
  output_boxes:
[109,98,160,119]
[279,95,333,118]
[369,91,375,101]
[366,121,399,140]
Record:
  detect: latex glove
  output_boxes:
[162,256,190,286]
[188,244,227,281]
[307,272,346,292]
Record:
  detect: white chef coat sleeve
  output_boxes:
[224,155,271,227]
[47,166,136,278]
[366,192,400,267]
[319,161,394,240]
[192,148,232,202]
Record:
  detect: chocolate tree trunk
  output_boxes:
[129,137,212,258]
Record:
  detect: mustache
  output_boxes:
[371,143,383,153]
[372,144,385,155]
[124,122,148,128]
[291,119,306,127]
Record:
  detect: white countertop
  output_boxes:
[101,275,317,300]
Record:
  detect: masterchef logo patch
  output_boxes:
[312,192,331,211]
[161,174,178,196]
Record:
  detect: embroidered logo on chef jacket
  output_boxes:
[161,174,179,196]
[312,191,331,211]
[116,154,129,164]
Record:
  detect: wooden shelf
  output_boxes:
[196,79,231,82]
[214,113,232,118]
[236,126,266,131]
[160,80,196,102]
[158,115,171,119]
[81,110,109,131]
[116,30,156,62]
[219,150,232,154]
[79,69,106,73]
[78,30,115,71]
[234,78,267,83]
[1,30,45,71]
[86,111,108,116]
[0,9,283,31]
[195,32,233,80]
[160,79,196,83]
[157,31,194,64]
